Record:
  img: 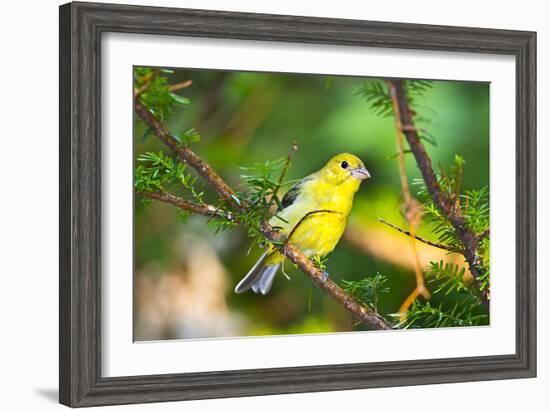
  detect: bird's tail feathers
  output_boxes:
[234,251,280,295]
[250,264,280,295]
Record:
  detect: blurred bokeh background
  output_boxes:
[133,68,489,341]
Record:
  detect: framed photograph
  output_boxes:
[59,2,536,407]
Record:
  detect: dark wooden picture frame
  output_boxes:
[59,2,537,407]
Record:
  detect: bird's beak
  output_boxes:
[351,167,371,180]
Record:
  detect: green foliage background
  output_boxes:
[134,68,489,340]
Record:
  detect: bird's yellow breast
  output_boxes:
[287,211,347,257]
[266,171,360,264]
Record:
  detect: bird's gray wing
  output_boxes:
[281,175,314,209]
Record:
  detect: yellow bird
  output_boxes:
[235,153,371,295]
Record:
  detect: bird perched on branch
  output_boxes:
[235,153,371,295]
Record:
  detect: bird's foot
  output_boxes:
[320,270,330,284]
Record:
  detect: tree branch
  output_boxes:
[387,80,489,306]
[134,97,392,330]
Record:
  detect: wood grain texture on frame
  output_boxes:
[59,1,536,407]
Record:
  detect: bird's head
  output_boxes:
[321,153,371,186]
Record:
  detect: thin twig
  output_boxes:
[387,80,431,311]
[134,73,192,97]
[269,141,298,212]
[168,79,193,92]
[134,70,155,97]
[134,97,391,330]
[378,218,453,251]
[387,80,489,306]
[140,191,234,221]
[278,141,298,188]
[134,83,150,98]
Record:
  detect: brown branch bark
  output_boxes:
[387,80,489,306]
[135,98,392,330]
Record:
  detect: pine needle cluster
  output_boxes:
[341,273,390,313]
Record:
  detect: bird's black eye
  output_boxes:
[341,160,349,169]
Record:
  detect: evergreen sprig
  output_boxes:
[135,151,205,205]
[426,260,470,296]
[171,128,201,146]
[135,67,199,147]
[135,67,190,122]
[398,299,488,329]
[232,159,295,245]
[239,158,287,213]
[206,206,238,233]
[462,185,490,235]
[353,80,393,117]
[312,254,329,272]
[341,273,390,313]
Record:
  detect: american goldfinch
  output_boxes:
[235,153,370,295]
